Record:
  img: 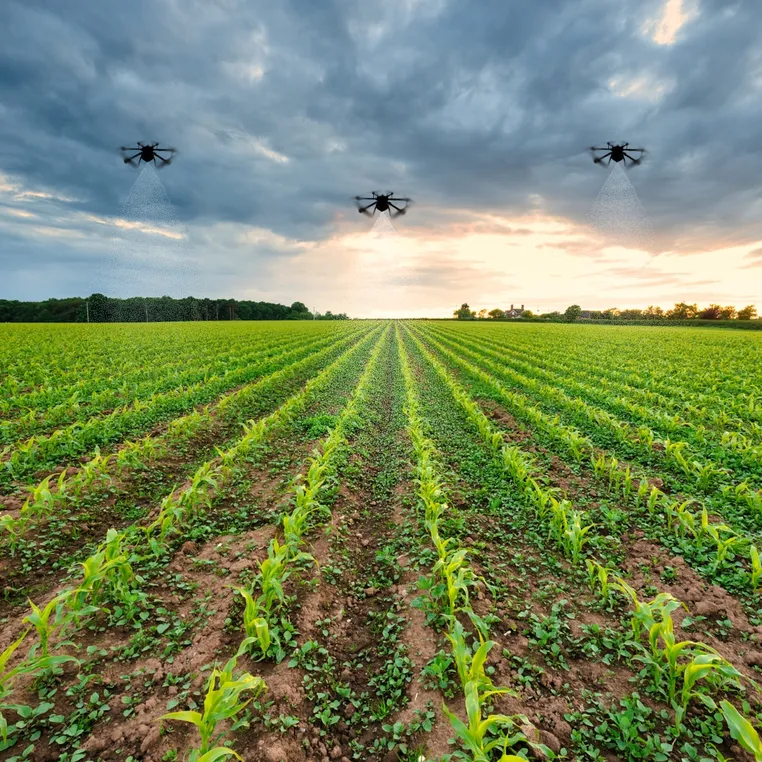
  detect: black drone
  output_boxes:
[120,142,177,168]
[354,191,412,219]
[589,142,646,168]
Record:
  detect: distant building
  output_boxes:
[505,303,525,319]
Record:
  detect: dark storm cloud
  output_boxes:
[1,0,761,298]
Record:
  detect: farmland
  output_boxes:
[1,320,762,762]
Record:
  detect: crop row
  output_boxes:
[0,326,370,490]
[0,325,372,553]
[0,325,385,755]
[448,324,762,427]
[402,323,762,757]
[0,327,319,439]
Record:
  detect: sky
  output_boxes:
[0,0,761,318]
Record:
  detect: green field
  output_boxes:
[1,321,762,762]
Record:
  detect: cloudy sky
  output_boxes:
[1,0,761,318]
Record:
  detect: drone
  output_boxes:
[120,142,177,168]
[354,191,412,219]
[589,142,646,168]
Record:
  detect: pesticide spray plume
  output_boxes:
[103,163,197,299]
[587,162,656,255]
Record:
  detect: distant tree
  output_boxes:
[602,308,619,320]
[667,302,699,320]
[619,308,644,320]
[522,310,534,318]
[454,303,476,319]
[0,295,329,323]
[87,293,112,322]
[738,305,758,320]
[478,309,488,319]
[719,305,737,320]
[563,304,582,323]
[488,308,505,319]
[698,304,723,320]
[643,305,665,319]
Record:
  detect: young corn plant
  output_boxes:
[236,539,312,661]
[750,545,762,593]
[647,486,665,517]
[699,510,742,571]
[160,651,267,761]
[644,612,745,732]
[23,590,81,659]
[443,620,544,762]
[610,578,686,643]
[0,513,29,556]
[72,528,142,615]
[586,559,613,606]
[563,510,593,564]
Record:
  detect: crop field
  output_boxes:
[2,320,762,762]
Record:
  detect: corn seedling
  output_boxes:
[0,513,29,555]
[160,652,266,760]
[610,578,686,643]
[674,651,743,733]
[751,545,762,593]
[586,559,613,605]
[442,621,540,762]
[235,587,271,659]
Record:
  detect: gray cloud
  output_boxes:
[1,0,761,301]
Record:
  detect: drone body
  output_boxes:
[354,191,412,219]
[589,142,646,168]
[120,142,177,168]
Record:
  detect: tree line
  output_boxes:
[454,302,759,322]
[0,294,349,323]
